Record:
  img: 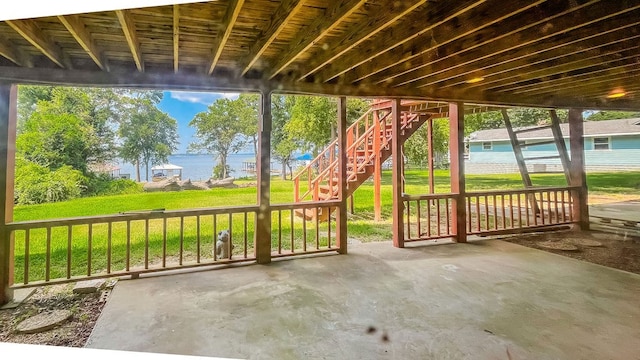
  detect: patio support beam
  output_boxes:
[373,110,382,222]
[255,91,272,264]
[568,108,589,231]
[337,97,348,254]
[427,117,434,194]
[0,84,16,305]
[449,102,467,243]
[6,19,66,68]
[391,99,404,248]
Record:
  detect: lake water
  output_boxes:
[116,153,282,181]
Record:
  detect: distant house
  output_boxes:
[465,118,640,174]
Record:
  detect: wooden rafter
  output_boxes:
[115,9,144,72]
[173,5,179,73]
[58,15,105,70]
[296,0,428,81]
[0,35,25,66]
[266,0,368,80]
[6,19,65,68]
[461,32,640,91]
[403,1,640,89]
[239,0,305,76]
[312,0,490,83]
[208,0,245,75]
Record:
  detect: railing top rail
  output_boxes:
[7,204,261,230]
[271,200,341,210]
[403,193,458,201]
[465,186,580,197]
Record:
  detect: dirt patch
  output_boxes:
[503,230,640,275]
[0,283,109,347]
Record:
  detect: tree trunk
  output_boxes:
[331,123,336,142]
[281,161,287,180]
[253,135,258,163]
[135,160,141,182]
[145,160,150,182]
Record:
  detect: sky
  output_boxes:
[157,91,239,154]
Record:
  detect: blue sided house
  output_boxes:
[465,118,640,174]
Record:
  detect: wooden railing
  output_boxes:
[403,193,457,241]
[403,186,579,242]
[465,186,578,236]
[271,200,341,257]
[7,206,260,288]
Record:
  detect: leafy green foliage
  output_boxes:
[14,157,86,205]
[585,110,640,121]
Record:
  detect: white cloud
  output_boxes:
[168,91,239,105]
[221,93,240,100]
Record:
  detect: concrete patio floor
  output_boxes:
[86,240,640,359]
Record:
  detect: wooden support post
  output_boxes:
[0,84,16,305]
[337,97,348,254]
[568,108,589,230]
[373,110,382,221]
[449,102,467,243]
[427,118,434,194]
[391,99,404,248]
[255,91,272,264]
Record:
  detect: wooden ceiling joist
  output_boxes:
[312,0,493,84]
[207,0,245,75]
[173,5,179,73]
[6,19,65,68]
[456,32,640,91]
[348,0,579,87]
[58,15,105,70]
[0,35,25,66]
[405,1,640,89]
[296,0,428,81]
[266,0,368,80]
[115,10,144,72]
[239,0,305,76]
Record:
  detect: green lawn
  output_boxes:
[9,170,640,284]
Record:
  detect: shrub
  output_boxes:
[84,173,143,197]
[15,158,86,205]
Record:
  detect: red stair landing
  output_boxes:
[292,99,432,221]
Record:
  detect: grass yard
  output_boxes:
[9,170,640,283]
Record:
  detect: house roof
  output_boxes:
[468,118,640,142]
[151,163,183,171]
[0,1,639,110]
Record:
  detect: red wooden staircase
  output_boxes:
[292,99,431,220]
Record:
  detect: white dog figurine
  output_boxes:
[215,230,232,259]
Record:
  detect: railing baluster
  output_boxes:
[466,197,472,233]
[278,210,282,254]
[24,229,29,284]
[416,200,421,239]
[45,227,51,282]
[554,191,559,224]
[67,225,72,279]
[509,194,514,228]
[493,195,498,230]
[197,215,201,263]
[290,210,294,253]
[107,222,112,274]
[162,218,167,267]
[476,196,481,232]
[144,219,149,269]
[228,213,233,260]
[561,191,566,222]
[445,198,451,236]
[484,195,489,231]
[519,194,524,227]
[244,212,248,258]
[406,201,411,240]
[327,208,332,248]
[213,214,218,261]
[426,199,431,238]
[179,217,184,265]
[88,224,93,276]
[436,198,441,237]
[539,192,545,225]
[302,209,307,252]
[501,195,506,229]
[315,207,320,250]
[126,221,131,271]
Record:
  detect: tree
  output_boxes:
[236,93,260,159]
[404,118,449,167]
[119,98,179,182]
[585,110,640,121]
[189,98,247,179]
[270,95,299,179]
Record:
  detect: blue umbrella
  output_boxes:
[295,153,313,161]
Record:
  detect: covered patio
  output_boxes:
[1,4,640,354]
